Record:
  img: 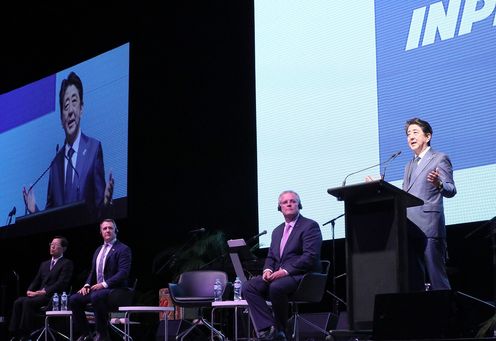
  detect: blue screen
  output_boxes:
[0,43,129,230]
[254,1,495,247]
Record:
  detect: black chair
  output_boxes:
[288,260,331,341]
[168,270,229,340]
[84,278,138,339]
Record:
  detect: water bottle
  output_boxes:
[233,277,242,301]
[52,292,59,311]
[213,278,223,301]
[60,291,68,311]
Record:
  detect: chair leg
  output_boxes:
[176,319,200,341]
[110,321,133,341]
[176,317,225,341]
[292,312,298,341]
[33,326,70,341]
[293,313,330,340]
[199,317,224,340]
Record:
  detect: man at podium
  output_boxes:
[403,118,457,291]
[242,190,322,340]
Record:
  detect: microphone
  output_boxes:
[341,150,402,186]
[189,227,206,233]
[246,230,267,244]
[6,206,16,225]
[27,144,63,193]
[381,150,402,180]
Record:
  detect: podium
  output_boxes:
[327,180,423,330]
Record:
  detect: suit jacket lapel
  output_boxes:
[407,149,435,191]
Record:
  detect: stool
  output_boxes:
[118,306,174,341]
[44,310,72,341]
[211,300,253,341]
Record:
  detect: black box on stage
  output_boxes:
[373,290,495,340]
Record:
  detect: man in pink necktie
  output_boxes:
[243,190,322,340]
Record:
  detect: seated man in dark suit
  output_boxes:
[69,218,132,341]
[9,236,73,341]
[243,190,322,340]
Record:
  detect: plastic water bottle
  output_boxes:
[213,278,223,301]
[233,277,242,301]
[60,291,68,311]
[52,293,59,311]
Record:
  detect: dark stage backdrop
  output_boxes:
[0,1,493,325]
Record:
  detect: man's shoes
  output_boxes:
[258,326,277,340]
[258,326,288,341]
[275,330,287,341]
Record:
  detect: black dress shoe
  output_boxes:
[275,330,287,341]
[258,326,277,340]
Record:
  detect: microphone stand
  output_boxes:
[323,213,347,315]
[24,144,62,215]
[155,234,199,276]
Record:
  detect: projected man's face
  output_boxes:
[61,84,83,145]
[407,123,431,156]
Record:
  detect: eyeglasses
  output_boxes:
[49,243,62,247]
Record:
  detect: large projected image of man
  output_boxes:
[403,118,456,291]
[22,71,114,219]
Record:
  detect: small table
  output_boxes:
[118,306,174,341]
[45,310,73,341]
[211,300,252,340]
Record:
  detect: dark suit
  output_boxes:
[243,215,322,333]
[46,132,106,218]
[69,240,132,337]
[9,257,73,336]
[403,148,456,290]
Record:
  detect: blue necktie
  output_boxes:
[408,156,420,184]
[64,148,75,203]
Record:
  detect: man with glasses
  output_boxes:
[9,236,73,341]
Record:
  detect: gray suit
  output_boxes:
[403,148,456,290]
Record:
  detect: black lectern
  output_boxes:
[327,180,423,330]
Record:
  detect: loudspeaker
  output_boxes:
[373,290,495,340]
[155,319,205,341]
[288,312,336,339]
